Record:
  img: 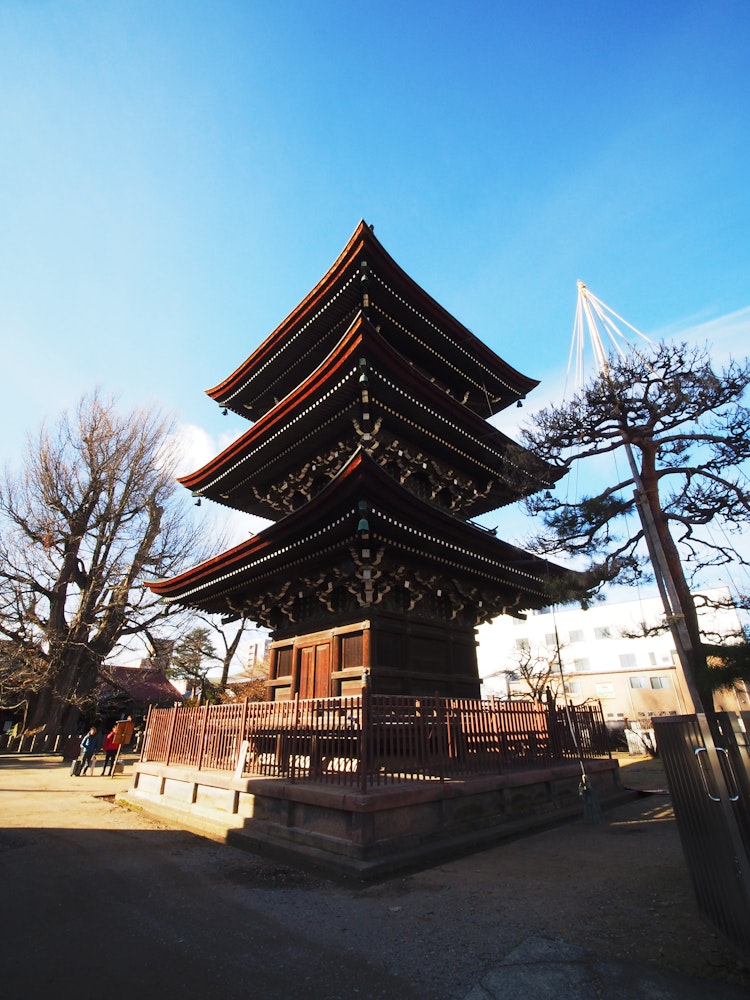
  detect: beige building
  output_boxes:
[476,587,749,725]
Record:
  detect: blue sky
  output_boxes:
[2,1,749,575]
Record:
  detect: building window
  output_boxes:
[594,626,612,640]
[629,676,649,689]
[545,633,557,647]
[619,653,637,669]
[565,681,581,695]
[651,676,669,690]
[573,658,591,673]
[568,629,584,643]
[515,638,530,652]
[596,683,614,697]
[648,652,657,666]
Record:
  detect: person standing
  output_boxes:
[101,725,118,776]
[79,727,99,776]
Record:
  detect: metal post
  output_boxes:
[196,703,209,771]
[141,704,153,761]
[164,704,178,767]
[358,683,371,793]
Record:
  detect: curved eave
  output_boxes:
[181,322,363,498]
[150,451,572,611]
[363,247,538,416]
[356,453,569,586]
[182,314,562,516]
[207,222,539,420]
[359,319,564,502]
[207,221,371,415]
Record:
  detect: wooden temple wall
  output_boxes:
[267,615,481,702]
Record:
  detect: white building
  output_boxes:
[476,587,749,724]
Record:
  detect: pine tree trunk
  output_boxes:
[641,458,710,714]
[655,520,712,713]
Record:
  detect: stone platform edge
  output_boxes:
[119,758,630,879]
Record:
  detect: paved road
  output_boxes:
[1,755,747,1000]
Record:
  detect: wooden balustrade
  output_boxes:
[140,692,610,788]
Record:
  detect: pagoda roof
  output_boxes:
[208,221,538,421]
[149,450,571,617]
[182,312,563,519]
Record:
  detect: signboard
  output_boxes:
[113,720,135,746]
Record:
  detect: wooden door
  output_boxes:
[299,642,331,699]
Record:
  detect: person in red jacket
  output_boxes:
[101,725,118,776]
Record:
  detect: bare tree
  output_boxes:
[521,341,750,711]
[196,612,255,689]
[502,640,566,704]
[216,646,270,704]
[0,392,206,733]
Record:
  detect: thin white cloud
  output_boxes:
[492,304,750,443]
[169,422,271,548]
[169,422,245,477]
[656,305,750,364]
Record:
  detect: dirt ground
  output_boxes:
[1,752,748,999]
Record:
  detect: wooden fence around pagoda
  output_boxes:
[141,692,610,791]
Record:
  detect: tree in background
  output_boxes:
[169,626,221,704]
[197,612,255,689]
[502,640,566,704]
[0,392,204,733]
[216,643,270,704]
[521,341,750,712]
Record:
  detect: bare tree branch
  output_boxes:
[0,391,212,732]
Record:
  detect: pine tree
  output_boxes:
[170,627,220,704]
[521,341,750,712]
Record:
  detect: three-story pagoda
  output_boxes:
[149,222,570,699]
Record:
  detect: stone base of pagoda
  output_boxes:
[120,758,627,879]
[268,612,482,701]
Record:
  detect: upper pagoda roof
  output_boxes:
[208,221,538,421]
[149,450,571,618]
[182,311,563,520]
